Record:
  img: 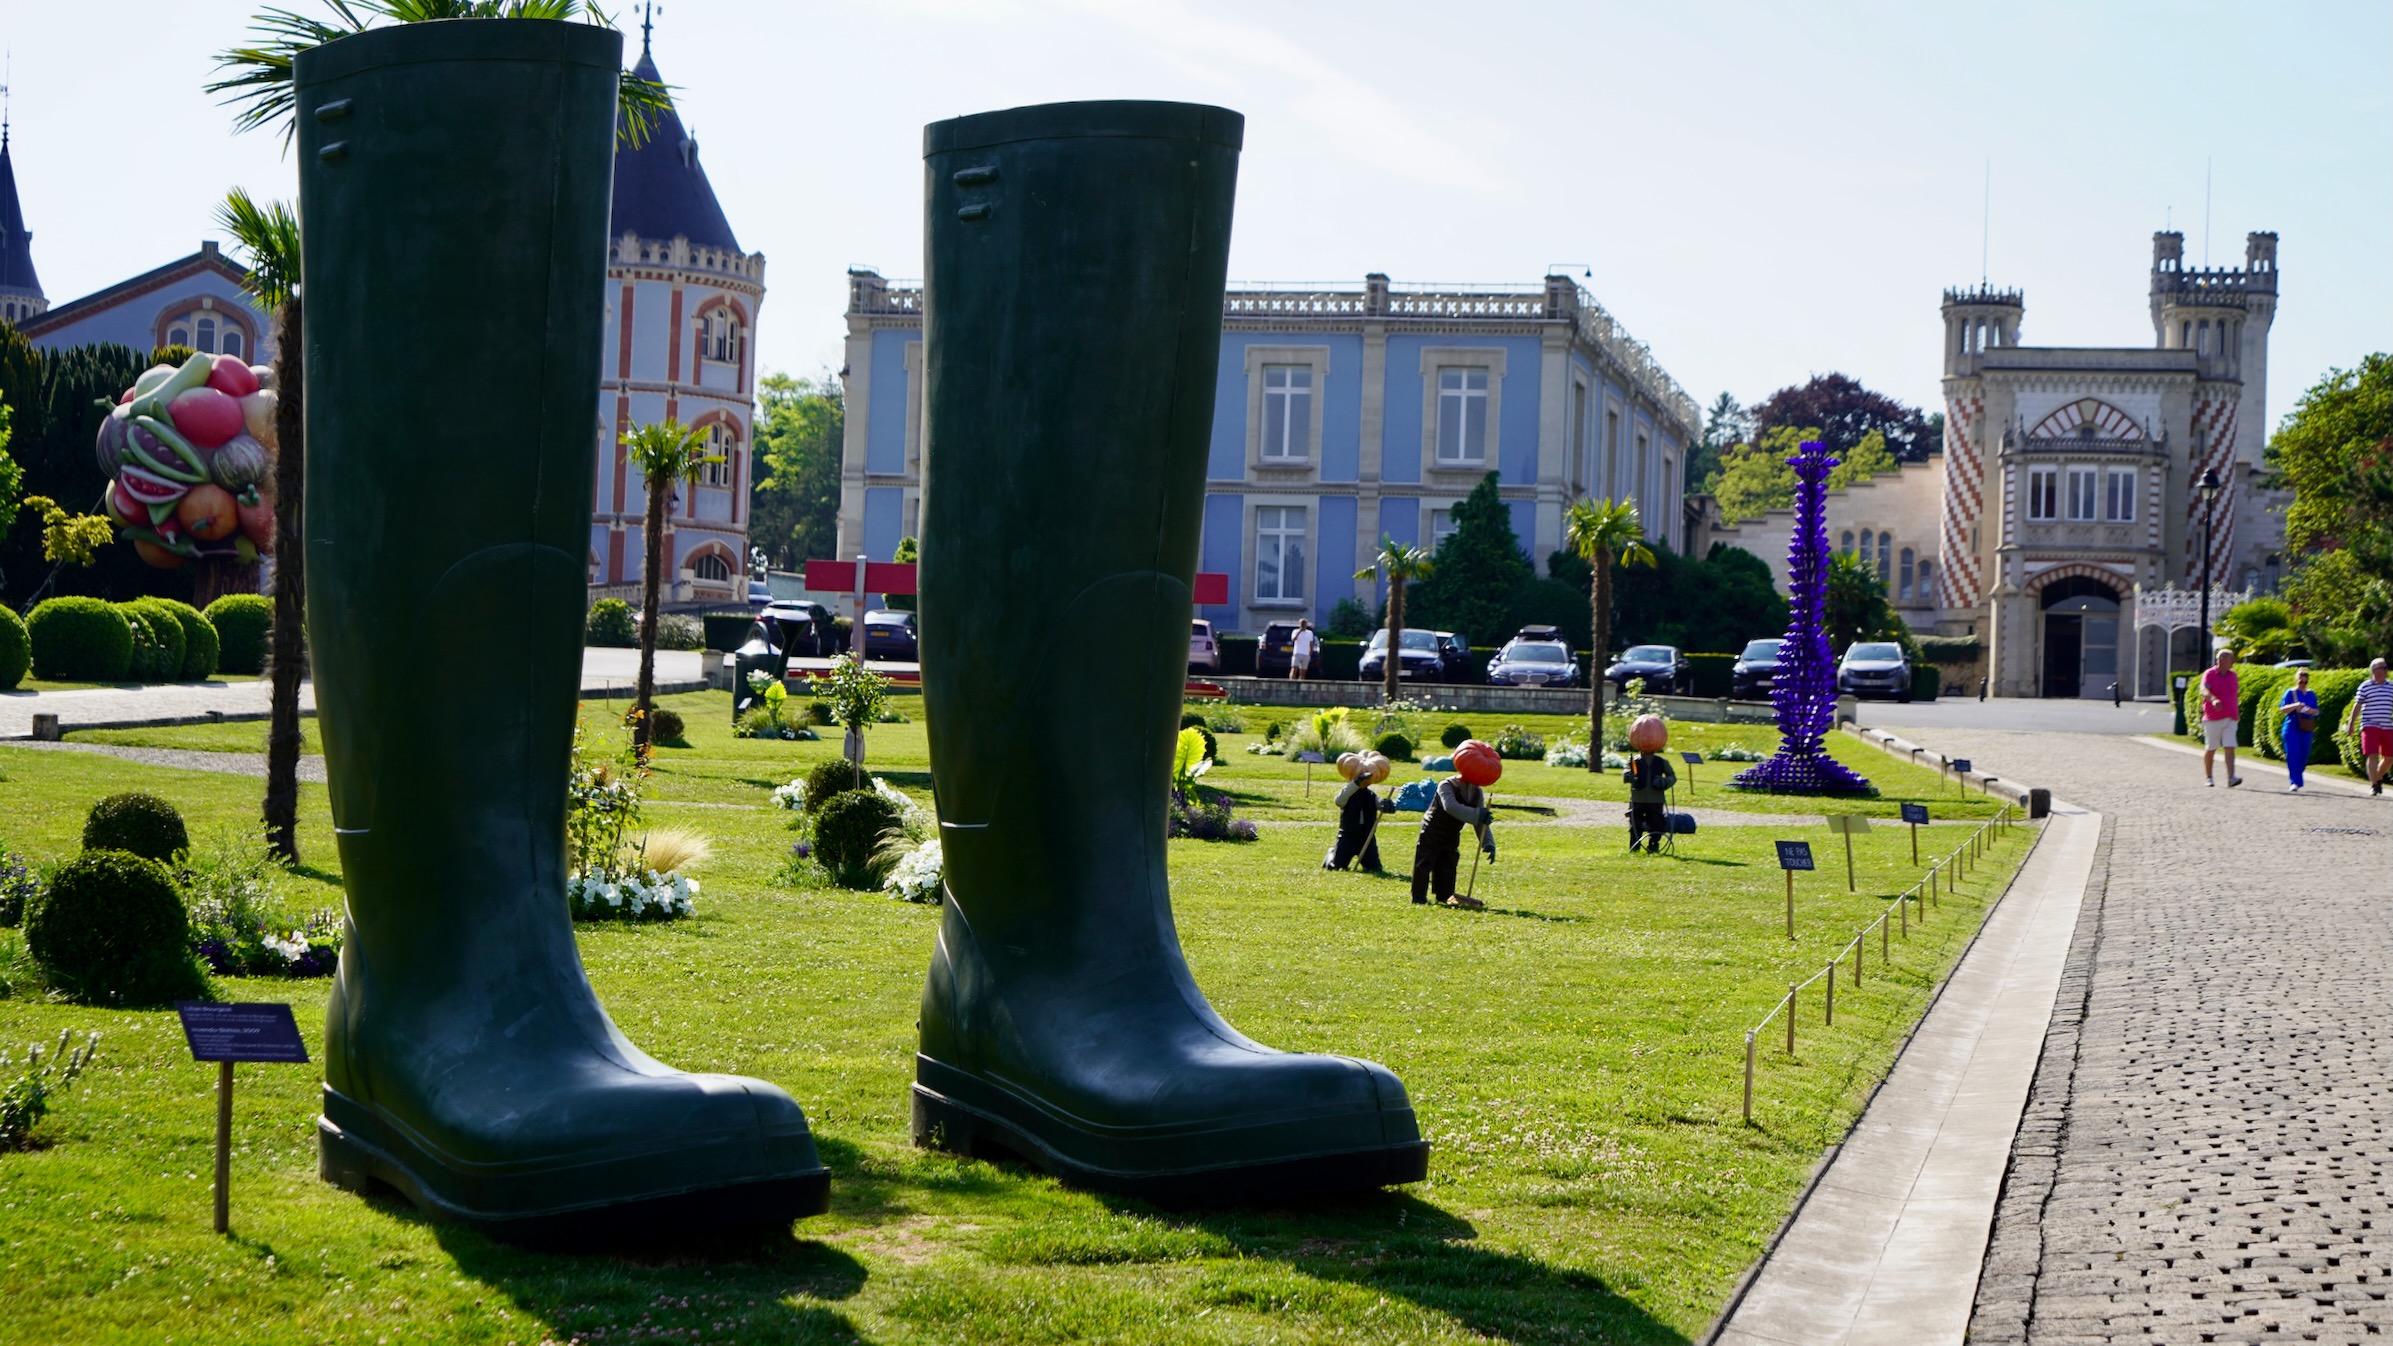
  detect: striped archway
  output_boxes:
[2028,398,2144,441]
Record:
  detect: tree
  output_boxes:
[2269,354,2393,667]
[1689,391,1749,491]
[1355,539,1433,705]
[2216,595,2300,665]
[0,342,171,611]
[1564,498,1655,767]
[1749,374,1938,463]
[883,535,917,612]
[218,188,309,863]
[1706,426,1899,524]
[747,373,844,569]
[1823,550,1908,654]
[622,419,718,754]
[1405,472,1528,648]
[1598,542,1787,654]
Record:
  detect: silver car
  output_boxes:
[1836,641,1914,701]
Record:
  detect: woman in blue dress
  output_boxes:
[2278,668,2319,792]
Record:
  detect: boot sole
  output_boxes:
[912,1083,1429,1207]
[320,1111,829,1249]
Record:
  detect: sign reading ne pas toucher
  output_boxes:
[176,1002,309,1235]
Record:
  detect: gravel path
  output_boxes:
[0,739,327,782]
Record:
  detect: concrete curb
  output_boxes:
[1839,722,2043,814]
[2,679,712,740]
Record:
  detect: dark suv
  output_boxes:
[1603,644,1690,695]
[1358,628,1450,683]
[1255,620,1323,678]
[1732,638,1784,700]
[761,601,837,658]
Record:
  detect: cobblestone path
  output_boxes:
[1928,729,2393,1345]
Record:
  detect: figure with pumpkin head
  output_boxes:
[1323,750,1397,872]
[1411,740,1500,909]
[1623,714,1676,854]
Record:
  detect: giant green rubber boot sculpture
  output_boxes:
[296,19,827,1242]
[913,101,1431,1203]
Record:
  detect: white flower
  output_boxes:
[771,780,807,810]
[884,838,944,904]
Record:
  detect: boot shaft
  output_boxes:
[919,103,1241,926]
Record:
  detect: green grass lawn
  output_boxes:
[0,691,2039,1345]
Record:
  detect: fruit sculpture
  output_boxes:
[97,352,279,570]
[1451,738,1503,787]
[1627,713,1669,754]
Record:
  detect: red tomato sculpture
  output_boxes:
[1452,739,1502,786]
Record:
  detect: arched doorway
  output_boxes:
[2040,575,2121,699]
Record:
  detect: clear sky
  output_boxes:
[5,0,2386,432]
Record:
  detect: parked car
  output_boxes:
[1189,619,1221,672]
[1732,638,1785,700]
[746,580,771,608]
[1434,632,1474,683]
[862,609,920,662]
[761,600,837,657]
[1358,627,1450,683]
[1603,644,1689,695]
[1487,636,1581,688]
[1836,640,1913,701]
[1255,620,1323,678]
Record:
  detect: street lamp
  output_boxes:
[2196,467,2223,659]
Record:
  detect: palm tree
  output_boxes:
[218,188,308,862]
[1564,498,1656,768]
[622,419,717,754]
[209,1,671,147]
[1355,539,1434,706]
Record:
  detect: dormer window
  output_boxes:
[162,306,250,359]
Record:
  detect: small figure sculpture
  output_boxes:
[1411,740,1500,909]
[1323,751,1395,872]
[1623,713,1677,854]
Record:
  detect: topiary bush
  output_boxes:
[1180,711,1208,731]
[1440,723,1474,750]
[120,600,187,683]
[655,613,705,651]
[204,593,272,675]
[1373,730,1415,760]
[152,598,219,680]
[802,758,865,812]
[0,603,27,690]
[812,789,901,888]
[119,605,165,682]
[586,598,638,647]
[82,792,190,863]
[649,707,687,745]
[24,850,209,1006]
[26,597,134,682]
[1187,723,1218,764]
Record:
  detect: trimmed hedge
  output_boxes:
[122,600,186,682]
[204,593,272,675]
[703,612,756,651]
[2259,668,2369,764]
[1320,638,1364,681]
[26,596,134,682]
[1915,634,1982,666]
[1915,665,1942,701]
[1373,730,1415,761]
[813,790,900,888]
[153,598,219,680]
[83,791,191,862]
[24,849,209,1007]
[2181,663,2288,748]
[1217,635,1258,677]
[0,602,27,690]
[586,598,638,647]
[1684,652,1736,698]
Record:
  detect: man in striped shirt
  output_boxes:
[2346,658,2393,796]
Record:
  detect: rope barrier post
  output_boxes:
[1787,984,1797,1055]
[1826,961,1835,1027]
[1900,891,1908,939]
[1743,1031,1755,1124]
[1882,909,1889,962]
[1853,932,1862,986]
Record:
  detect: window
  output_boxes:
[1436,368,1489,464]
[1254,506,1306,602]
[2104,467,2137,522]
[699,423,738,488]
[1878,532,1893,581]
[2027,466,2058,521]
[1634,432,1650,508]
[1571,381,1588,488]
[693,553,731,581]
[1899,548,1916,600]
[1857,531,1873,567]
[699,309,743,364]
[1261,364,1312,462]
[1918,559,1936,603]
[1430,504,1461,553]
[2065,466,2098,521]
[162,308,250,356]
[1841,530,1856,554]
[1605,409,1621,497]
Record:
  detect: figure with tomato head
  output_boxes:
[1410,739,1499,908]
[1323,751,1397,873]
[1623,714,1676,854]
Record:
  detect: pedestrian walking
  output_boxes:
[2278,668,2319,792]
[1289,619,1317,681]
[2199,647,2243,787]
[2346,658,2393,797]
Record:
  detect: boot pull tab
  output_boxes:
[953,165,998,222]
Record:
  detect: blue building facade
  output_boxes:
[838,270,1699,634]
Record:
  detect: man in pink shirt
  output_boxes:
[2199,646,2242,787]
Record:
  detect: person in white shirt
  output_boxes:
[2346,658,2393,797]
[1288,619,1317,681]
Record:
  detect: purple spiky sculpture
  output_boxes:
[1730,439,1875,795]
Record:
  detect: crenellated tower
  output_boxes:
[1935,285,2024,610]
[2148,229,2278,584]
